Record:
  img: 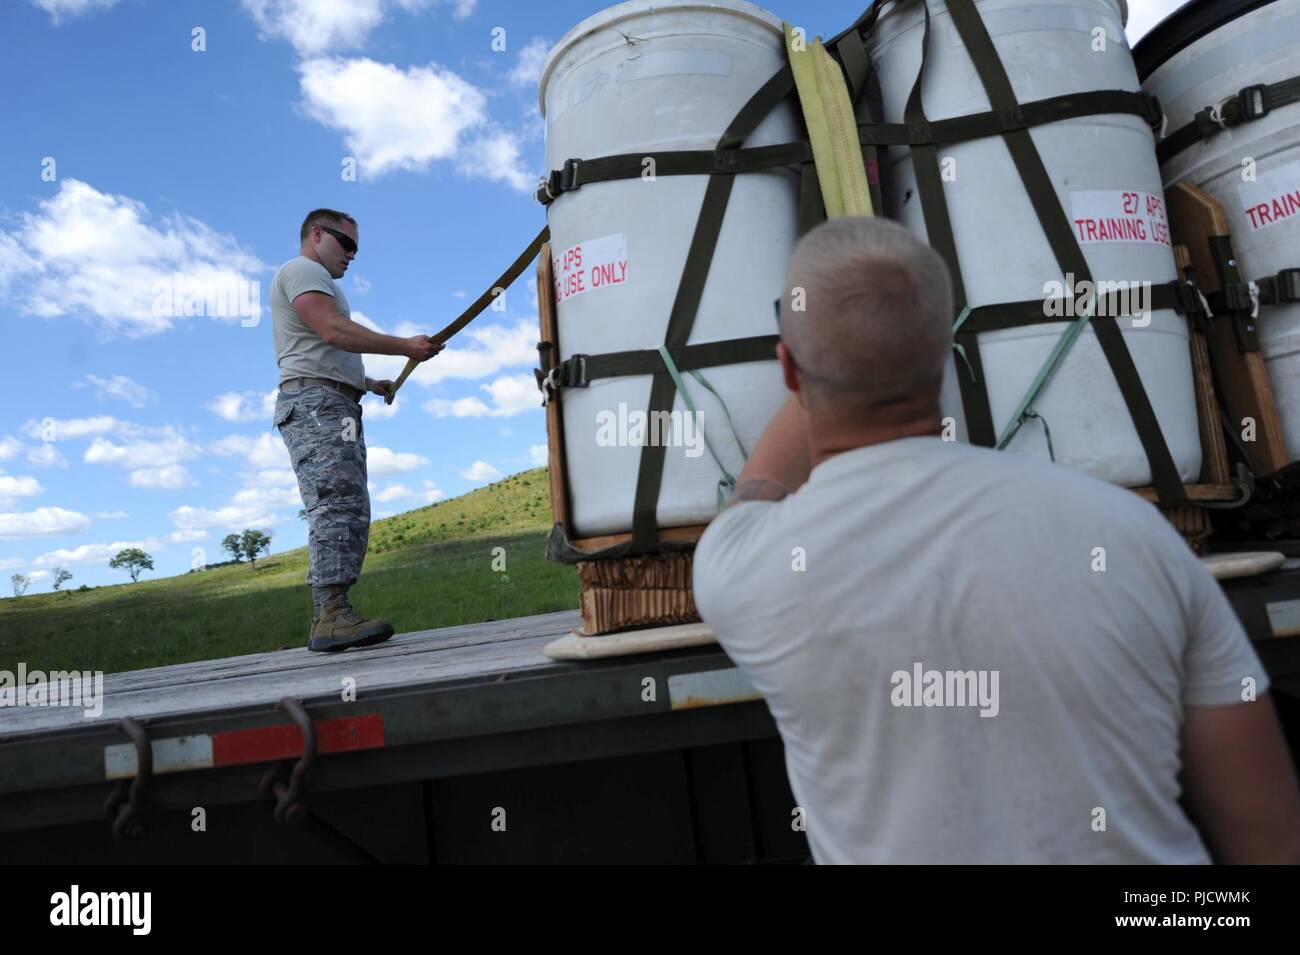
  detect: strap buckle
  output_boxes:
[1222,281,1253,313]
[535,158,582,206]
[1237,84,1271,123]
[1142,93,1166,136]
[1273,267,1300,303]
[566,353,589,388]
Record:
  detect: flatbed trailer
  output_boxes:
[2,568,1299,865]
[0,610,806,864]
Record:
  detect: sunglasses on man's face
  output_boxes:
[319,225,357,255]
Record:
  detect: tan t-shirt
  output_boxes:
[270,256,365,391]
[692,436,1269,864]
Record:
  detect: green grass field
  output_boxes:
[0,467,581,675]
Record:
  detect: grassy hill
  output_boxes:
[0,468,580,675]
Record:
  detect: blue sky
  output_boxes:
[0,0,1183,593]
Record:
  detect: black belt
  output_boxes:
[279,376,363,403]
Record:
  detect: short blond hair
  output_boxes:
[778,216,953,410]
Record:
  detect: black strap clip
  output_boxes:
[536,157,582,206]
[1142,93,1165,133]
[1261,268,1300,305]
[1222,281,1253,313]
[564,353,590,388]
[1236,84,1272,123]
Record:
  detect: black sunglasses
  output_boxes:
[319,225,357,254]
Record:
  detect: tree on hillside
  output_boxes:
[221,533,245,563]
[109,548,154,584]
[52,567,73,594]
[241,529,272,567]
[298,508,308,522]
[10,574,29,598]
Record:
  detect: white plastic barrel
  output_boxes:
[1140,0,1300,461]
[868,0,1203,487]
[539,0,799,537]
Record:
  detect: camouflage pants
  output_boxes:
[274,384,370,590]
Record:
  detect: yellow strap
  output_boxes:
[784,23,874,218]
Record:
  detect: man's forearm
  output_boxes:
[727,394,812,505]
[329,319,411,356]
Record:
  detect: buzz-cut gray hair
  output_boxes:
[778,216,954,410]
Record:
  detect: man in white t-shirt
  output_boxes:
[691,216,1300,864]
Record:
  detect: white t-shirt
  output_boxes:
[271,256,366,391]
[692,436,1269,864]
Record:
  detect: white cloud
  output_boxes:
[73,373,155,408]
[350,273,372,294]
[360,394,402,419]
[421,479,446,503]
[31,0,121,24]
[92,510,129,519]
[170,503,278,533]
[425,373,541,418]
[460,460,500,482]
[0,436,22,460]
[241,0,445,57]
[375,484,416,502]
[127,464,194,490]
[168,529,208,543]
[20,415,123,441]
[0,557,26,572]
[529,444,547,466]
[0,475,44,510]
[372,317,538,392]
[26,444,68,468]
[450,0,474,17]
[366,445,430,476]
[84,430,203,470]
[297,57,531,189]
[0,179,266,336]
[207,389,278,423]
[0,506,91,539]
[207,432,290,469]
[31,537,163,568]
[425,395,491,417]
[508,38,550,89]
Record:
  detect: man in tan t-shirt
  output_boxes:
[271,208,440,652]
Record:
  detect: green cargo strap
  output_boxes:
[544,335,779,391]
[390,225,550,402]
[859,89,1163,147]
[1158,74,1300,164]
[959,278,1206,334]
[997,294,1095,451]
[904,0,997,447]
[629,64,798,553]
[656,344,747,512]
[536,142,814,205]
[945,0,1186,505]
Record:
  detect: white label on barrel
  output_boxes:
[1069,190,1171,246]
[553,233,629,304]
[1237,163,1300,232]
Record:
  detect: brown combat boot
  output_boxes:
[308,594,395,652]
